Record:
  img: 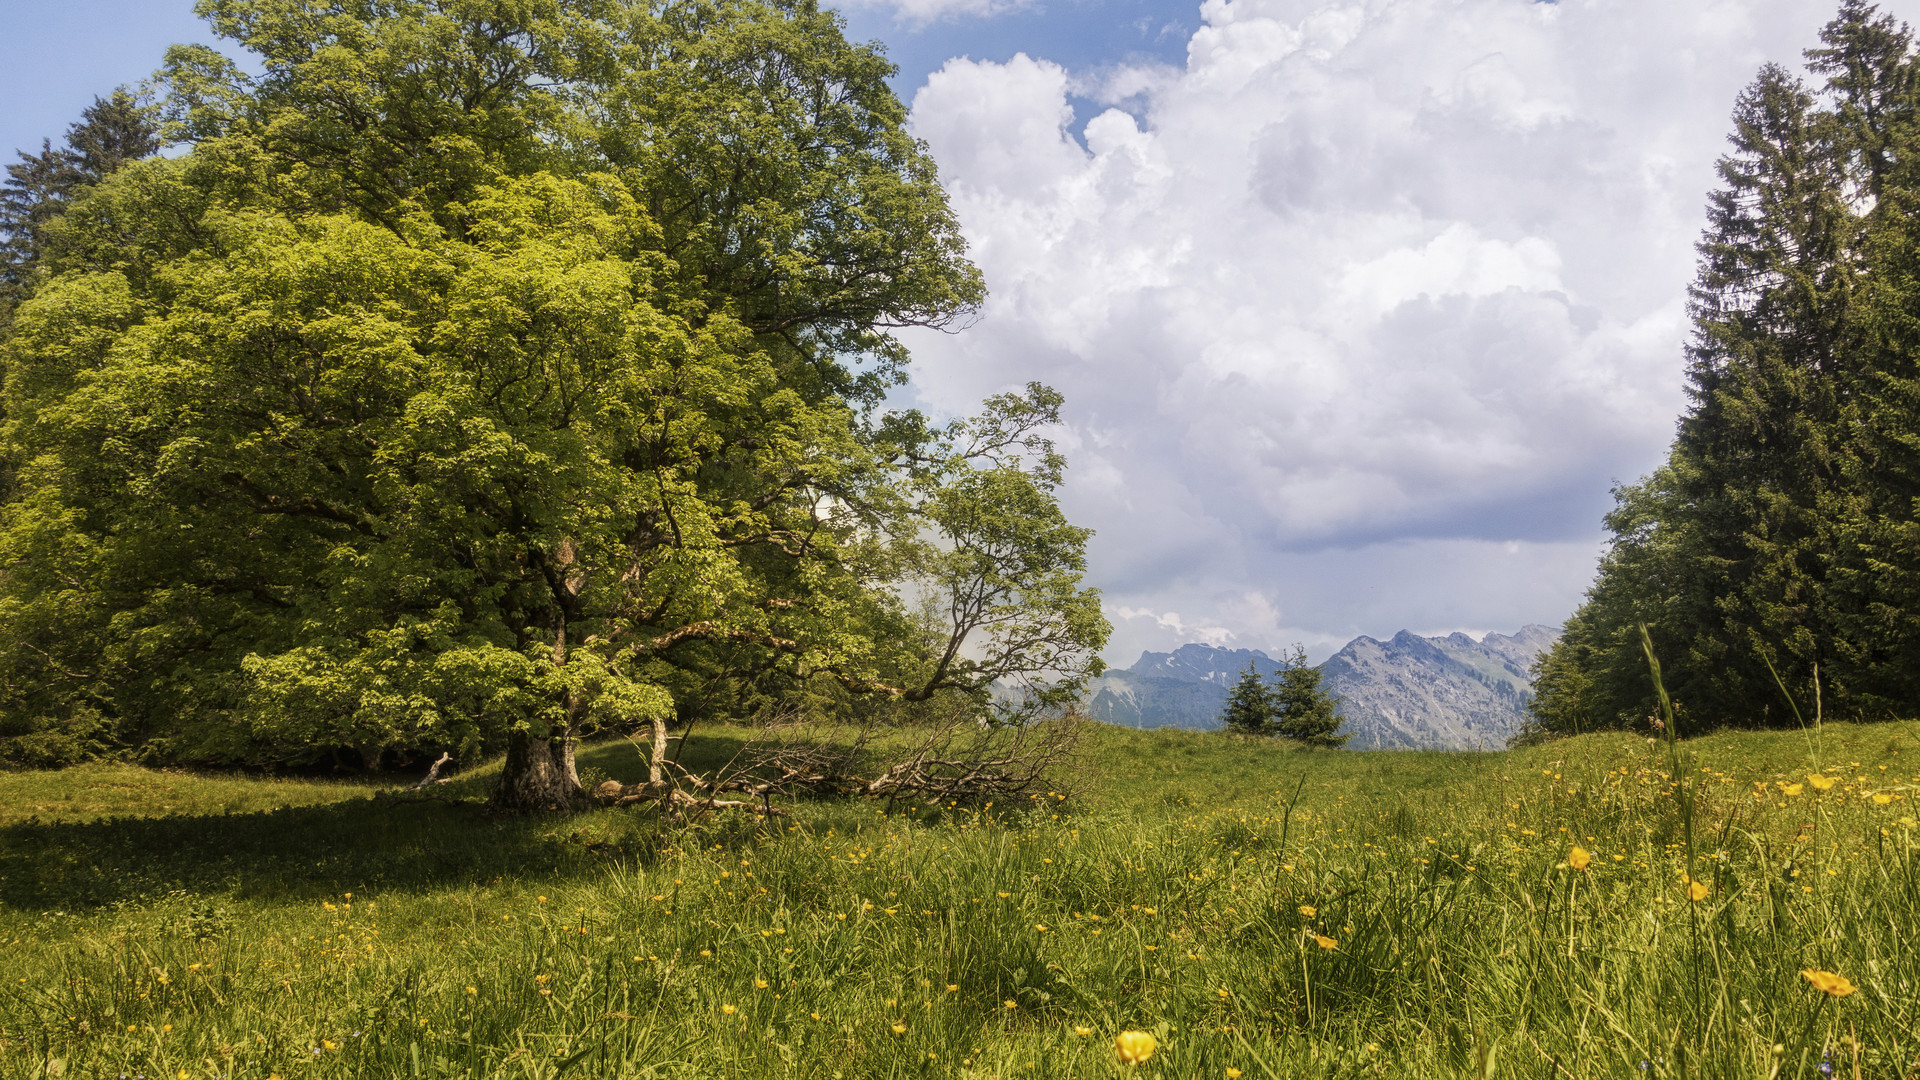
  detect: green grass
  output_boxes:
[3,721,1918,1079]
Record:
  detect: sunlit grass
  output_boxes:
[3,721,1917,1078]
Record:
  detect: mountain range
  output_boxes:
[1080,625,1560,750]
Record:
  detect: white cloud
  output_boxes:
[1111,607,1237,648]
[902,0,1845,663]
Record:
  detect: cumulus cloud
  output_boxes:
[901,0,1841,661]
[1110,607,1237,648]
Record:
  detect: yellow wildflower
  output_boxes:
[721,1004,737,1015]
[1808,774,1837,791]
[1568,846,1592,870]
[1298,905,1316,917]
[1314,934,1338,950]
[891,1021,907,1035]
[1686,879,1710,902]
[1114,1031,1157,1065]
[1074,1026,1093,1037]
[1800,969,1857,998]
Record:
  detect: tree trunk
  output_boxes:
[493,728,573,812]
[558,726,581,792]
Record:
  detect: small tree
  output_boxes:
[1220,663,1273,736]
[1272,646,1349,748]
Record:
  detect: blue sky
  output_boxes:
[0,0,1881,665]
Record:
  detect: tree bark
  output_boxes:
[558,727,581,792]
[493,728,573,811]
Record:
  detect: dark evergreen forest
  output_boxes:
[1531,1,1920,737]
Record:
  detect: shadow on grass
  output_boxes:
[0,728,776,913]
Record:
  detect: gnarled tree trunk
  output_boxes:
[493,728,573,811]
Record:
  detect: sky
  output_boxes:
[0,0,1887,666]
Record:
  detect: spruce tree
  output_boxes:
[1531,1,1920,734]
[0,89,158,314]
[1272,646,1348,748]
[1220,663,1273,736]
[0,140,77,312]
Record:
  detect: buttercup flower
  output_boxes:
[1114,1031,1157,1065]
[1808,774,1837,791]
[1568,846,1592,870]
[1800,970,1857,998]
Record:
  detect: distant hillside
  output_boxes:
[1079,626,1560,750]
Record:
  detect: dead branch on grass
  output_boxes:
[590,706,1087,820]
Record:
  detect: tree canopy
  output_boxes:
[1529,1,1920,738]
[0,0,1107,803]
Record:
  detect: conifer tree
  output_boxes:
[1530,1,1920,735]
[0,89,158,315]
[1220,663,1273,736]
[1272,646,1348,748]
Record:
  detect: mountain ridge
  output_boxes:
[1079,625,1560,750]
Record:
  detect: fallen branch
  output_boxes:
[413,752,453,789]
[591,704,1087,818]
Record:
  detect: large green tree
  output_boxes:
[1530,1,1920,736]
[0,0,1107,803]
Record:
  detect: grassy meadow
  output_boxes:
[2,721,1918,1079]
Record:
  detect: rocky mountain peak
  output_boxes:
[1079,625,1561,750]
